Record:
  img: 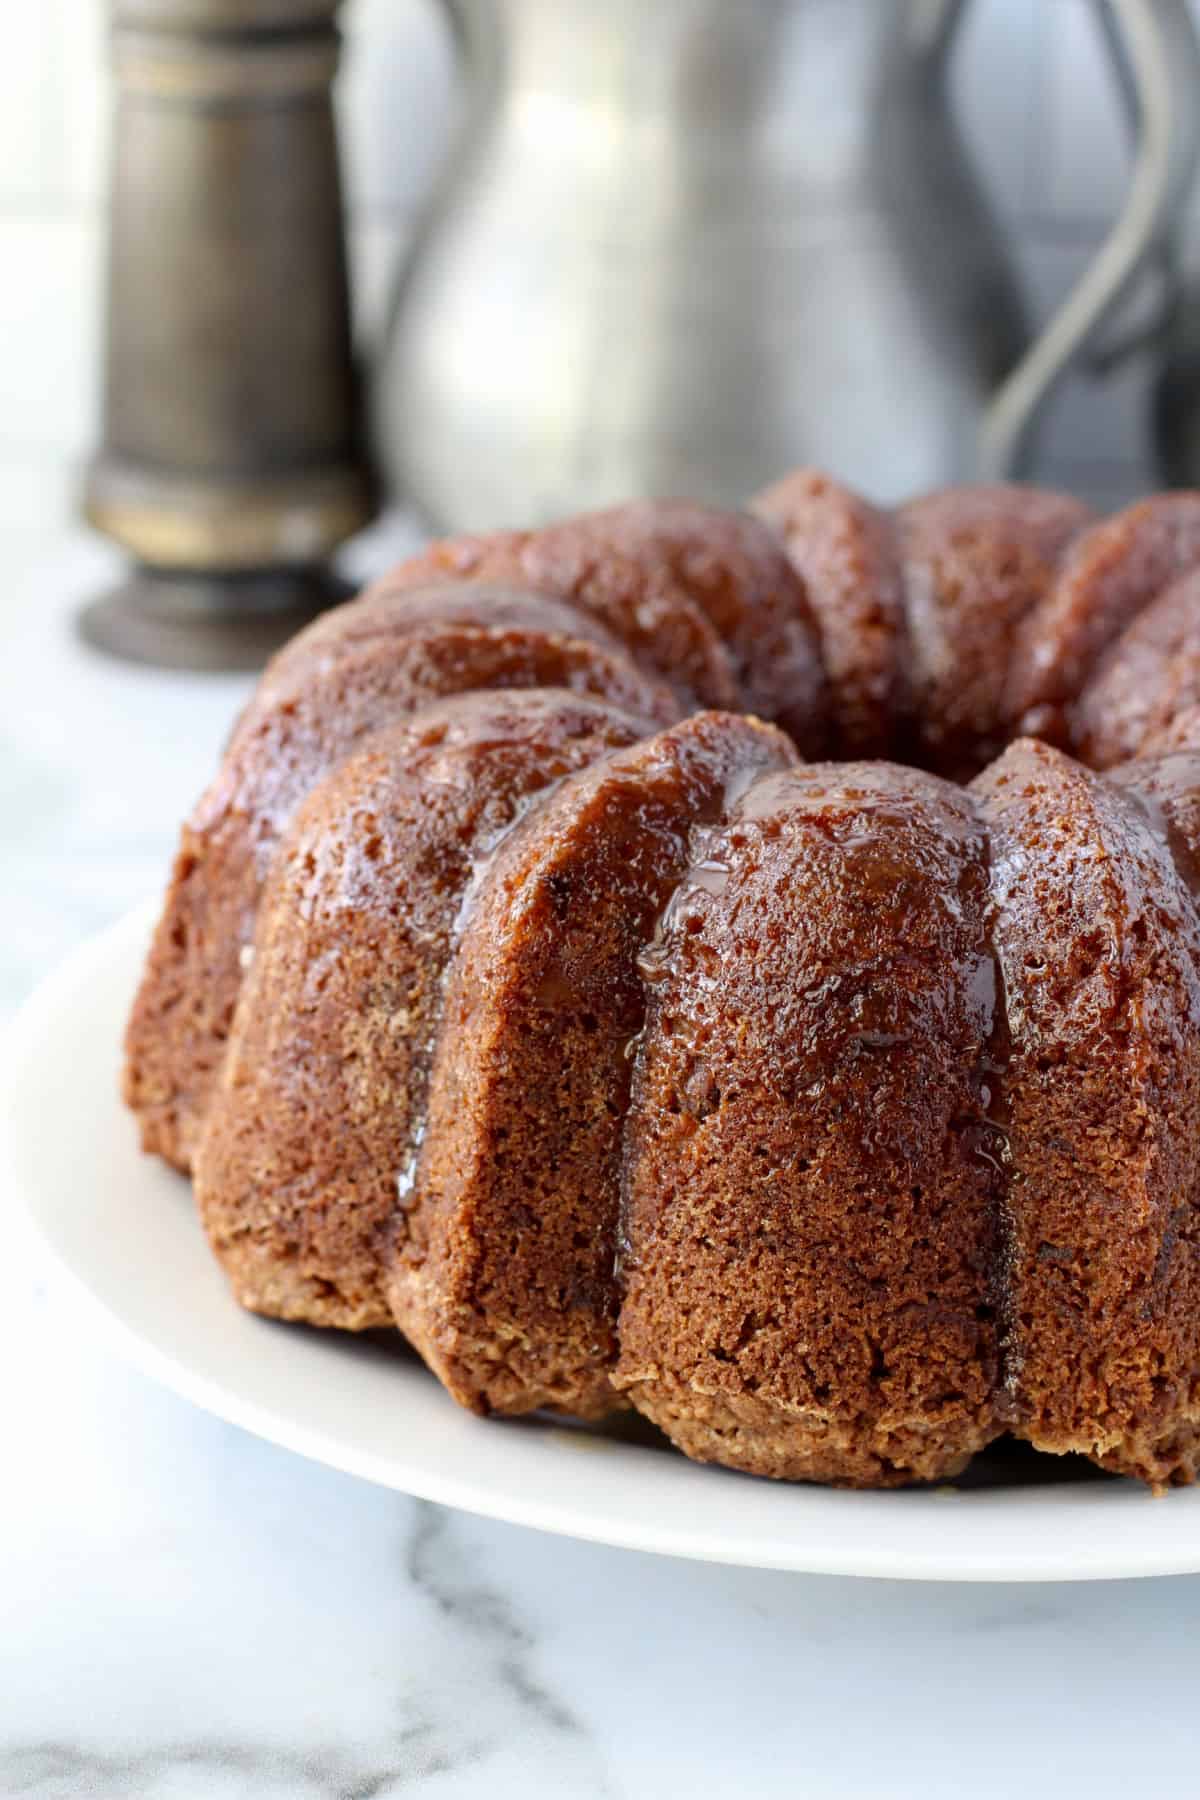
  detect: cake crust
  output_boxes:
[752,466,911,758]
[975,739,1200,1488]
[377,521,744,717]
[616,762,1004,1485]
[124,596,675,1172]
[1075,569,1200,768]
[389,711,798,1417]
[1007,492,1200,743]
[195,691,647,1330]
[896,485,1092,775]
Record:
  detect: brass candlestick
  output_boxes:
[80,0,374,672]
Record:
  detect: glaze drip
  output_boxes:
[972,797,1020,1411]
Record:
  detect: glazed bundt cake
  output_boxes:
[126,470,1200,1491]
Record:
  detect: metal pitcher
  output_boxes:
[377,0,1200,529]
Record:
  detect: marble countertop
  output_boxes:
[4,533,1200,1800]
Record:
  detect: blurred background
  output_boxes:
[2,0,451,579]
[7,0,1200,582]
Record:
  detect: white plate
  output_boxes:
[4,903,1200,1582]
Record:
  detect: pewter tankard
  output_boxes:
[377,0,1200,529]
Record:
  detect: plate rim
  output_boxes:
[4,901,1200,1584]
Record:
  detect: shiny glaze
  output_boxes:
[1006,492,1200,740]
[617,759,1004,1484]
[124,602,673,1172]
[194,689,646,1331]
[975,738,1200,1485]
[1076,569,1200,768]
[376,516,744,718]
[896,485,1092,774]
[391,710,797,1417]
[752,467,911,759]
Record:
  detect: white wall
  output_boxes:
[0,0,1188,537]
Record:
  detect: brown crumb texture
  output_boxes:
[1109,751,1200,905]
[1075,569,1200,767]
[973,738,1200,1488]
[615,761,1004,1486]
[1138,702,1200,760]
[750,466,911,758]
[376,520,744,716]
[388,712,798,1417]
[194,690,646,1331]
[1006,492,1200,744]
[548,500,828,751]
[895,485,1093,776]
[256,583,629,694]
[122,602,673,1172]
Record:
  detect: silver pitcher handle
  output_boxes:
[978,0,1200,480]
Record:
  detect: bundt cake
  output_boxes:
[195,690,653,1332]
[389,709,796,1420]
[125,587,679,1171]
[617,760,1002,1485]
[126,470,1200,1492]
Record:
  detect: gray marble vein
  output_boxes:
[399,1502,613,1792]
[3,1739,415,1800]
